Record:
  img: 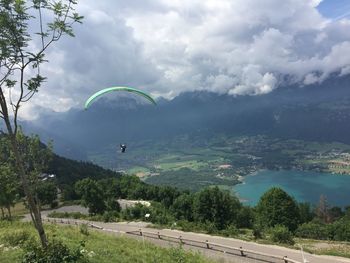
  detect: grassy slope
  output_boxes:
[0,221,216,263]
[297,238,350,259]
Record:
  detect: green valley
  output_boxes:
[86,135,350,192]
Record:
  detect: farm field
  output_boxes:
[87,135,350,191]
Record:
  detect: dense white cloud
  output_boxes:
[16,0,350,118]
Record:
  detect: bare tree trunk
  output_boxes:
[6,205,11,219]
[9,135,47,247]
[1,207,4,218]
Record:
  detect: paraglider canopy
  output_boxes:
[84,87,156,110]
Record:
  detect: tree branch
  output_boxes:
[13,61,25,135]
[38,3,45,50]
[21,90,36,103]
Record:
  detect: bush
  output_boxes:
[48,211,87,220]
[121,204,151,221]
[22,239,88,263]
[79,224,89,236]
[252,225,263,240]
[175,220,207,232]
[333,219,350,241]
[169,245,186,262]
[2,229,33,247]
[105,198,121,212]
[50,200,59,209]
[295,221,330,240]
[220,224,239,237]
[102,211,119,222]
[269,225,294,245]
[204,222,218,234]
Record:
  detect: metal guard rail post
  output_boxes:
[42,218,303,263]
[137,229,303,263]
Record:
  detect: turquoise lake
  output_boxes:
[233,170,350,207]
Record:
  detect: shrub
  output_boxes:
[105,198,121,212]
[22,239,88,263]
[295,221,329,240]
[204,222,218,234]
[79,224,89,236]
[50,200,59,209]
[175,220,207,232]
[220,224,239,237]
[269,225,294,245]
[2,229,32,247]
[252,225,263,240]
[102,211,119,222]
[333,219,350,241]
[121,204,150,221]
[169,245,186,262]
[48,211,87,220]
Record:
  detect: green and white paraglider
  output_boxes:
[84,86,156,153]
[84,86,156,110]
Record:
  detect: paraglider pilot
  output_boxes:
[120,144,127,153]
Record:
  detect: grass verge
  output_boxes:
[0,220,217,263]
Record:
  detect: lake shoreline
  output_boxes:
[233,169,350,207]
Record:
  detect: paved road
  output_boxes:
[40,215,350,263]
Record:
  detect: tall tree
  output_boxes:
[0,0,82,247]
[172,193,194,221]
[193,187,241,229]
[36,181,58,208]
[0,133,17,218]
[298,202,314,224]
[256,187,300,231]
[75,178,106,215]
[0,164,18,218]
[316,194,331,223]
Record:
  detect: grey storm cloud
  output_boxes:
[20,0,350,118]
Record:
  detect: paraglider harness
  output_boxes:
[120,144,127,153]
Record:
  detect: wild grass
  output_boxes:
[0,220,217,263]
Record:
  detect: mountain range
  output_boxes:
[22,75,350,161]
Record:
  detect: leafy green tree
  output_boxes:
[98,178,122,199]
[61,184,78,201]
[256,187,300,231]
[345,206,350,218]
[0,164,18,218]
[145,185,161,200]
[75,178,106,215]
[129,183,149,200]
[155,186,181,208]
[105,198,121,212]
[0,0,82,247]
[193,187,241,229]
[329,206,344,223]
[333,218,350,241]
[0,131,53,218]
[36,181,58,208]
[236,206,255,228]
[119,175,142,198]
[171,193,194,221]
[0,135,16,218]
[298,202,314,224]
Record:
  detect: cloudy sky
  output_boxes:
[17,0,350,119]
